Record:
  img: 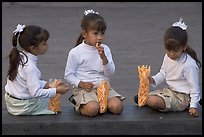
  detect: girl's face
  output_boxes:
[166,46,186,60]
[30,40,48,55]
[83,29,105,46]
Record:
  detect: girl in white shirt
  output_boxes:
[5,24,69,115]
[137,18,201,117]
[64,9,125,117]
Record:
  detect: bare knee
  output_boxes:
[80,101,99,117]
[108,97,123,114]
[147,95,165,110]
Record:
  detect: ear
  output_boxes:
[82,30,87,38]
[29,45,38,53]
[183,45,188,51]
[30,45,36,50]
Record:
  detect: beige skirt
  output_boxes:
[72,87,125,112]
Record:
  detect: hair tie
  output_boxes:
[13,24,25,35]
[172,17,187,30]
[84,9,99,16]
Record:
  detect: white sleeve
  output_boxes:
[26,67,56,98]
[64,50,81,87]
[183,65,200,108]
[103,46,115,76]
[151,58,166,87]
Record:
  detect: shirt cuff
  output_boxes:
[190,102,197,109]
[151,76,158,87]
[49,88,56,97]
[40,80,47,89]
[74,79,81,88]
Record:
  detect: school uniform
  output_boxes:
[150,53,200,111]
[5,51,57,115]
[64,41,125,112]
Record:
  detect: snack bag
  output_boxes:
[97,80,110,113]
[137,65,151,107]
[49,79,62,112]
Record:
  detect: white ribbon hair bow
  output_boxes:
[84,9,99,16]
[172,17,187,30]
[13,24,26,35]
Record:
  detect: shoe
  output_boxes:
[199,99,202,106]
[68,95,76,105]
[134,95,138,105]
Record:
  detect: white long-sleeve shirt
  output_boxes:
[5,51,56,99]
[152,53,200,108]
[64,41,115,87]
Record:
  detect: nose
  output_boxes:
[168,50,176,56]
[97,34,103,40]
[97,36,102,41]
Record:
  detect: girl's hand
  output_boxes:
[56,83,69,94]
[79,81,94,92]
[148,76,155,84]
[49,79,63,88]
[49,79,69,94]
[189,107,199,117]
[96,43,108,65]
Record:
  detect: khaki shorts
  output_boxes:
[72,87,125,113]
[149,87,190,112]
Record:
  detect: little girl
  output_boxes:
[64,9,125,117]
[5,24,69,115]
[135,18,201,117]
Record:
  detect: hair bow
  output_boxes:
[84,9,99,16]
[172,17,187,30]
[13,24,25,35]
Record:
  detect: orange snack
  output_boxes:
[49,79,62,112]
[97,80,110,113]
[96,42,100,48]
[137,65,151,107]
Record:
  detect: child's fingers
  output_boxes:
[189,108,199,117]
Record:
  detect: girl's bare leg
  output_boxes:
[79,101,99,117]
[108,97,124,114]
[147,95,166,110]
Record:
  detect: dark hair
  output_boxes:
[164,26,201,68]
[76,12,106,46]
[8,25,50,81]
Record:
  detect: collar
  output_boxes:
[22,50,38,64]
[82,40,96,50]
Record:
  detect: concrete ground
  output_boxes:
[2,2,202,135]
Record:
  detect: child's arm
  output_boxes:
[44,80,69,95]
[96,43,108,65]
[96,43,115,76]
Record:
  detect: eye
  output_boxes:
[173,48,180,52]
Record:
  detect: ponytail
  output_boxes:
[8,33,27,81]
[75,33,84,47]
[186,46,201,68]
